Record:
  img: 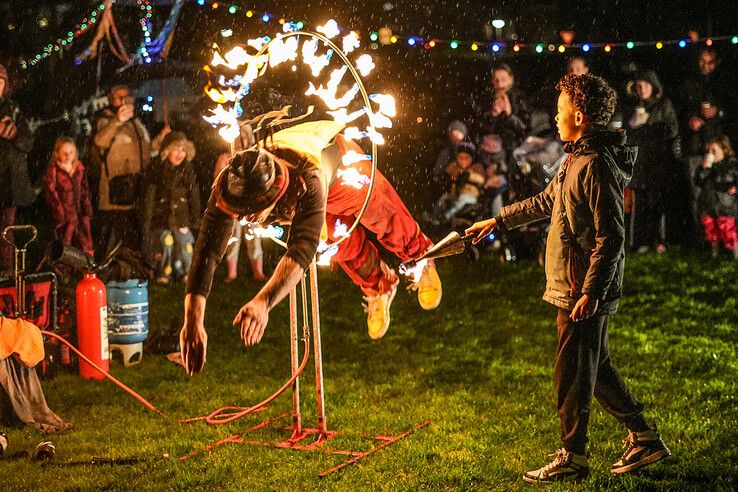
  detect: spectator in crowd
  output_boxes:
[467,73,669,483]
[430,141,486,224]
[567,57,590,76]
[433,120,468,186]
[612,70,681,253]
[140,131,200,285]
[44,137,93,255]
[694,136,738,259]
[677,48,730,148]
[0,62,34,275]
[88,84,170,259]
[477,134,508,218]
[478,64,531,160]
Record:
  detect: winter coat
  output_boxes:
[140,158,201,238]
[89,107,152,212]
[44,161,94,252]
[0,97,35,208]
[613,71,680,192]
[496,129,636,312]
[694,156,738,217]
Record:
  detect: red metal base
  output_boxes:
[179,411,430,477]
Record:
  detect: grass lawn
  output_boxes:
[3,250,737,490]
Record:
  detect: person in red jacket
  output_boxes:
[44,137,94,255]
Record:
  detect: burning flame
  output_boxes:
[399,258,427,283]
[337,167,371,189]
[342,31,360,54]
[369,94,397,117]
[268,35,299,67]
[333,219,349,238]
[368,111,393,129]
[327,107,366,125]
[316,19,340,39]
[305,67,360,111]
[355,54,375,77]
[316,240,339,266]
[341,150,371,167]
[302,39,332,77]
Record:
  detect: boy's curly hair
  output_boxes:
[556,74,617,127]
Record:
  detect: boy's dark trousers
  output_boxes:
[555,308,650,455]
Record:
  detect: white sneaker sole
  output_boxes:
[611,448,671,474]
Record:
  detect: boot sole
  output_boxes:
[522,470,589,483]
[368,286,397,340]
[611,448,671,474]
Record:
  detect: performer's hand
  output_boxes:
[466,217,497,244]
[181,294,207,376]
[570,294,598,322]
[234,296,270,347]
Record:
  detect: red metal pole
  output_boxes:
[289,286,302,437]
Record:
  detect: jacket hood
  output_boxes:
[566,129,636,185]
[160,131,196,163]
[626,69,664,100]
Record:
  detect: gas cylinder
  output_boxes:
[75,273,109,379]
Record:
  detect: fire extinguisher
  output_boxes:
[76,273,109,379]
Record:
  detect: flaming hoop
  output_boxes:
[204,22,396,259]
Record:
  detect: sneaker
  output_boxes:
[611,429,671,474]
[523,448,589,483]
[417,260,442,310]
[362,281,398,340]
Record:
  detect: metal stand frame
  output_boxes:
[181,260,430,477]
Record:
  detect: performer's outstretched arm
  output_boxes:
[234,256,304,347]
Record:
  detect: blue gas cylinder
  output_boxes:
[106,280,149,345]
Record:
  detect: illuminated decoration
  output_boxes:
[582,43,590,52]
[535,44,544,53]
[407,37,417,46]
[733,36,738,44]
[471,43,479,51]
[558,45,565,53]
[513,44,520,52]
[626,41,635,49]
[656,41,663,49]
[449,39,459,49]
[491,19,506,29]
[203,21,395,258]
[228,5,237,14]
[261,13,271,23]
[492,43,501,52]
[604,44,612,52]
[678,39,687,48]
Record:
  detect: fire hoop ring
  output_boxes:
[244,30,379,251]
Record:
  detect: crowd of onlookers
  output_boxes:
[0,67,266,283]
[428,48,738,260]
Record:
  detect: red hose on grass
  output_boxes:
[40,330,164,416]
[179,334,311,425]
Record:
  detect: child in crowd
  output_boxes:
[44,137,94,255]
[140,131,201,284]
[694,136,738,258]
[432,141,486,223]
[214,152,266,282]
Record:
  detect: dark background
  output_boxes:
[2,0,738,209]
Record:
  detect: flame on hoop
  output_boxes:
[355,54,375,77]
[399,258,428,283]
[342,31,361,54]
[341,150,372,167]
[337,167,371,189]
[316,19,340,39]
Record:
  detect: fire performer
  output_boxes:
[180,120,442,375]
[467,74,669,483]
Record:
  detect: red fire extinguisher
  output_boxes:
[76,273,109,379]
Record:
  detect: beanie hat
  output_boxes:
[448,120,468,137]
[215,148,290,217]
[159,131,196,162]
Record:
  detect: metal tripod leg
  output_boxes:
[309,260,328,439]
[289,285,302,439]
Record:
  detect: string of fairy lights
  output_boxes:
[16,0,738,70]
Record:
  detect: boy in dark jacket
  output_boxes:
[141,132,201,284]
[694,136,738,258]
[467,74,669,483]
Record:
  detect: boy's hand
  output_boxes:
[466,218,497,244]
[570,294,598,322]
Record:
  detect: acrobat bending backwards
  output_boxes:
[180,121,442,375]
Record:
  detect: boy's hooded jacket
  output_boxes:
[496,129,637,312]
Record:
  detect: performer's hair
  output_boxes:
[556,73,617,127]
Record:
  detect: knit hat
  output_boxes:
[215,147,290,217]
[159,131,196,162]
[448,120,468,137]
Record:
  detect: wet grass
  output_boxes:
[3,250,737,490]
